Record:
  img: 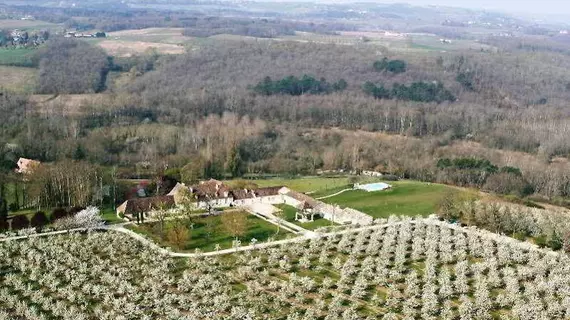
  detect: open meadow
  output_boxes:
[0,19,57,30]
[0,66,36,92]
[251,177,455,218]
[107,28,189,43]
[97,40,186,57]
[320,181,455,218]
[92,28,192,57]
[251,176,381,194]
[0,47,36,67]
[210,30,496,54]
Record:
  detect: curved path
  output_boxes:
[0,223,132,242]
[315,188,353,200]
[1,218,554,258]
[110,218,553,258]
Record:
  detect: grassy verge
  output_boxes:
[100,207,124,224]
[127,211,293,252]
[320,180,455,218]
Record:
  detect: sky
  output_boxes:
[371,0,570,15]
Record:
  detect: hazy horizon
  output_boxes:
[319,0,570,17]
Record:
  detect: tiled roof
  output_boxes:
[231,186,282,200]
[254,186,283,197]
[190,179,231,200]
[282,189,319,208]
[119,196,175,216]
[231,189,254,200]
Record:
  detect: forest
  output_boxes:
[5,3,570,320]
[2,2,570,220]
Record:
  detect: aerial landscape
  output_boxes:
[2,0,570,319]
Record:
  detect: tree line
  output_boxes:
[436,158,532,197]
[253,75,347,96]
[373,58,407,74]
[363,81,456,103]
[35,38,110,94]
[4,30,570,211]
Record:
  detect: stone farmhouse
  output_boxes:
[280,187,373,225]
[167,179,284,208]
[118,179,373,226]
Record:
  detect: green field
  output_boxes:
[243,176,454,218]
[252,175,380,193]
[100,207,124,224]
[128,211,292,252]
[275,204,337,230]
[321,180,455,218]
[0,19,58,30]
[0,48,37,67]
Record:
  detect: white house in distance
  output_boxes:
[361,170,383,177]
[15,158,40,174]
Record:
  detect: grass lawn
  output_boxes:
[100,207,124,224]
[275,204,337,230]
[128,211,292,252]
[251,176,381,194]
[0,48,37,67]
[320,180,455,218]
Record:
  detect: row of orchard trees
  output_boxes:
[438,191,570,252]
[5,218,570,319]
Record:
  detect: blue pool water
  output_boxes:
[357,182,391,192]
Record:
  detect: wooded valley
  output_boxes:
[2,1,570,213]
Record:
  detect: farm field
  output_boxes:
[128,211,292,252]
[0,47,36,66]
[210,30,495,54]
[321,181,455,218]
[2,220,569,319]
[0,65,36,92]
[107,27,189,43]
[97,39,186,57]
[90,28,193,57]
[0,19,57,29]
[29,93,114,115]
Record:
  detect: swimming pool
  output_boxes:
[355,182,392,192]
